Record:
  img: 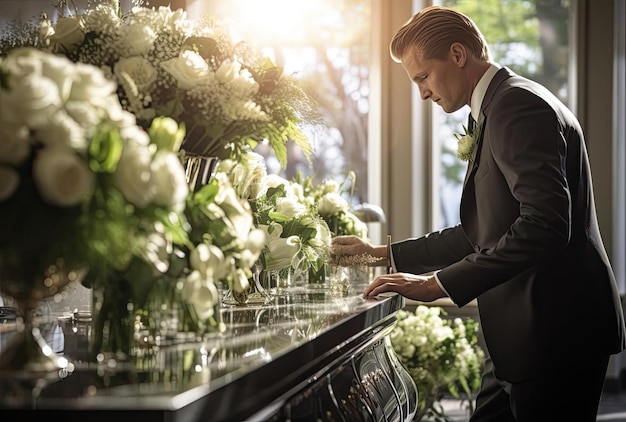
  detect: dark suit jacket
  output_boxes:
[392,67,626,383]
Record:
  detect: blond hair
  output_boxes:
[390,6,491,63]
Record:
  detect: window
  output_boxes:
[429,0,573,228]
[191,0,373,207]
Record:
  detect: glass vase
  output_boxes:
[90,286,137,363]
[144,276,223,343]
[222,261,271,306]
[183,153,220,192]
[0,260,85,399]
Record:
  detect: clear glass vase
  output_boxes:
[0,260,84,400]
[223,261,272,306]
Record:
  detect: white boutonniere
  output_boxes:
[454,126,479,161]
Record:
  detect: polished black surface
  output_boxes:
[0,280,411,421]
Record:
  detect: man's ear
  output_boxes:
[450,42,467,67]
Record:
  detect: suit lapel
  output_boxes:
[461,67,515,191]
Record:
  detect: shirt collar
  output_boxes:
[470,63,501,121]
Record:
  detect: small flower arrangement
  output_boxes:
[454,125,479,161]
[180,171,266,298]
[218,152,332,277]
[0,47,189,301]
[391,305,485,420]
[298,171,369,239]
[2,0,321,167]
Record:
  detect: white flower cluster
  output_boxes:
[28,1,317,166]
[0,47,190,293]
[391,305,484,415]
[181,172,265,318]
[313,178,368,239]
[0,47,187,213]
[218,151,332,275]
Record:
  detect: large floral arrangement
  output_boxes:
[0,47,189,305]
[1,0,320,167]
[391,305,484,420]
[0,48,266,361]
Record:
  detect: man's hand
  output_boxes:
[332,235,387,264]
[363,273,446,302]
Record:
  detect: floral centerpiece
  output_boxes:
[0,47,193,365]
[390,305,485,421]
[218,152,332,284]
[178,170,266,307]
[1,0,321,167]
[0,46,267,365]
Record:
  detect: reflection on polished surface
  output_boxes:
[0,278,417,421]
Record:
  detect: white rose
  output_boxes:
[321,179,340,194]
[71,62,117,103]
[161,50,211,90]
[34,109,87,152]
[318,192,349,215]
[3,73,61,128]
[113,143,155,208]
[276,196,306,218]
[214,59,241,84]
[119,125,150,147]
[114,56,158,92]
[38,51,76,100]
[105,98,138,129]
[50,17,85,53]
[0,165,20,201]
[262,174,291,192]
[150,151,189,211]
[33,147,94,207]
[65,100,104,133]
[114,24,156,57]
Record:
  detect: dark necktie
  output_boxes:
[468,113,476,133]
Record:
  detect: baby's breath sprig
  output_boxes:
[330,253,378,268]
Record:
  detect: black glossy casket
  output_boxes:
[0,279,418,421]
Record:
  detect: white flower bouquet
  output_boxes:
[180,171,266,298]
[391,305,485,420]
[1,0,320,167]
[219,153,332,278]
[298,172,369,239]
[0,47,189,304]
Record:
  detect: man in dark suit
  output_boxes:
[332,5,626,421]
